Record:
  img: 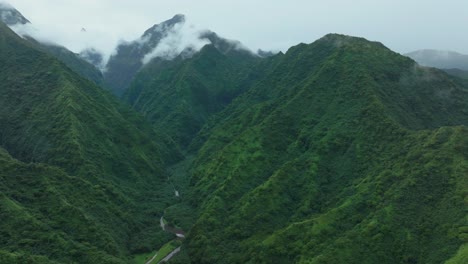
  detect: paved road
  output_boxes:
[159,247,181,263]
[145,253,158,264]
[148,216,184,263]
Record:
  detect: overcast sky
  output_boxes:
[3,0,468,56]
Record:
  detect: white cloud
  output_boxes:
[3,0,468,57]
[142,21,211,63]
[0,1,14,9]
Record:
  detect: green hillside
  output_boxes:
[103,15,185,97]
[0,22,180,263]
[125,44,259,149]
[33,41,104,86]
[183,34,468,263]
[0,4,103,86]
[1,10,467,263]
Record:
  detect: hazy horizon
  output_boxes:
[3,0,468,59]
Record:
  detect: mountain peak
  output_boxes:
[171,14,186,23]
[0,2,30,25]
[142,13,185,38]
[317,33,386,49]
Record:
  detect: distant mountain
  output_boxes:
[0,2,29,25]
[444,68,468,80]
[79,47,105,69]
[444,68,468,88]
[0,21,181,262]
[0,3,103,85]
[104,14,256,97]
[406,49,468,70]
[257,49,277,57]
[125,43,260,149]
[103,14,186,96]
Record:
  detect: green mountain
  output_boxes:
[181,34,468,263]
[103,14,186,97]
[1,7,467,263]
[124,43,259,149]
[0,21,181,263]
[104,15,258,98]
[26,37,104,85]
[0,4,103,86]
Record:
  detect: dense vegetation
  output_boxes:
[125,44,259,149]
[0,5,103,86]
[444,69,468,88]
[32,41,104,86]
[0,22,180,263]
[103,14,185,96]
[182,35,468,263]
[1,8,467,262]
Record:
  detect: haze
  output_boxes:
[4,0,468,56]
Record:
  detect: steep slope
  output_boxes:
[406,49,468,71]
[25,37,104,85]
[125,43,260,149]
[0,4,103,85]
[0,2,29,25]
[104,14,257,97]
[0,3,30,26]
[103,14,185,96]
[0,22,180,263]
[184,34,468,263]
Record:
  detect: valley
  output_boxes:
[0,2,467,264]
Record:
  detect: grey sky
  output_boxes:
[4,0,468,57]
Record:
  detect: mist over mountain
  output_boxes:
[0,2,28,25]
[103,14,256,96]
[406,49,468,71]
[0,2,467,264]
[0,4,103,85]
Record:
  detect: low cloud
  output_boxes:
[142,20,211,64]
[10,23,55,45]
[9,21,118,69]
[0,1,13,9]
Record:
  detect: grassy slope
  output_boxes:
[0,22,181,263]
[185,34,468,263]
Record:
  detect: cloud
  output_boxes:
[5,0,468,60]
[0,1,14,9]
[8,19,120,69]
[142,20,211,64]
[10,23,53,44]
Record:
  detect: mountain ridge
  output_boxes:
[181,33,468,263]
[0,4,104,85]
[0,6,467,263]
[0,20,181,263]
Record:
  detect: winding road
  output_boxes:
[144,216,185,263]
